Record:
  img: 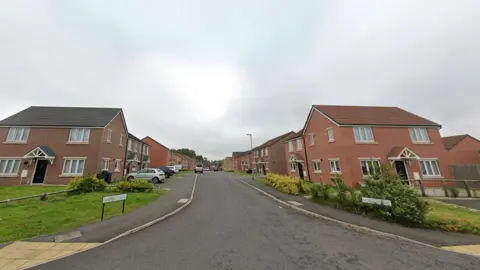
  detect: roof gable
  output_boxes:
[142,136,168,149]
[442,134,480,150]
[0,106,122,127]
[313,105,441,127]
[253,131,294,150]
[283,130,304,142]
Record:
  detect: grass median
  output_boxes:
[425,200,480,234]
[0,189,167,243]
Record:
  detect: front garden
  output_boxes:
[264,165,480,235]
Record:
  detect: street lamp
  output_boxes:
[246,134,255,180]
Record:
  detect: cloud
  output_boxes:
[0,0,479,159]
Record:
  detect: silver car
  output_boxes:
[126,168,166,184]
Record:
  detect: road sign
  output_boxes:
[101,194,128,221]
[362,197,392,207]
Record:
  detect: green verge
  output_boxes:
[425,200,480,235]
[0,189,167,243]
[0,186,68,201]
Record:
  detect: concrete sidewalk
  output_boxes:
[237,176,480,247]
[28,173,196,243]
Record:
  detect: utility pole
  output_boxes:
[247,134,254,180]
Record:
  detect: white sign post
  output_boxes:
[101,194,127,221]
[361,197,392,216]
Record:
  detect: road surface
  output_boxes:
[35,172,480,270]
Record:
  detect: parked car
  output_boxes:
[167,166,179,173]
[126,168,165,184]
[194,164,204,173]
[157,167,174,178]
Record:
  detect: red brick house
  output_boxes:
[443,134,480,165]
[284,130,308,179]
[253,131,294,175]
[233,151,251,171]
[142,136,169,168]
[0,106,128,185]
[168,152,184,167]
[288,105,450,186]
[125,133,151,173]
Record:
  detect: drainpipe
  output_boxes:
[302,134,311,181]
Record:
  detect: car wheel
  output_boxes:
[152,177,160,184]
[127,176,134,182]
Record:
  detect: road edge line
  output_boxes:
[235,176,436,249]
[24,174,198,269]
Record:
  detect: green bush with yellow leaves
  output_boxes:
[265,173,300,195]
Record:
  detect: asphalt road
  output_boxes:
[35,172,480,270]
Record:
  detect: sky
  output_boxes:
[0,1,479,160]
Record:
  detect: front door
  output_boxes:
[298,162,304,180]
[32,160,48,184]
[394,160,409,184]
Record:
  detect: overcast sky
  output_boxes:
[1,1,479,160]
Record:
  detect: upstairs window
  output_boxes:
[309,133,315,145]
[120,134,124,146]
[288,141,294,152]
[353,127,374,143]
[6,127,30,142]
[327,128,334,142]
[106,129,112,143]
[261,149,264,156]
[145,146,150,155]
[68,128,90,143]
[296,138,302,150]
[409,128,430,143]
[127,140,132,151]
[265,148,268,156]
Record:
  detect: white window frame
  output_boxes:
[327,128,334,142]
[309,133,315,146]
[296,138,302,150]
[360,159,381,177]
[0,159,21,176]
[290,161,297,172]
[127,140,132,151]
[6,127,30,143]
[329,159,341,174]
[68,128,90,143]
[419,159,441,177]
[312,160,321,173]
[120,134,124,146]
[61,158,86,176]
[261,149,264,157]
[114,159,121,172]
[103,158,110,171]
[288,141,294,152]
[106,129,112,143]
[145,146,150,156]
[353,126,374,143]
[133,142,138,152]
[409,128,430,143]
[265,148,268,156]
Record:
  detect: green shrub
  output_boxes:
[299,180,316,195]
[448,187,460,198]
[360,164,428,226]
[114,180,155,193]
[266,173,300,195]
[68,176,107,194]
[225,170,234,173]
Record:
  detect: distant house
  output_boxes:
[125,133,151,173]
[283,130,307,179]
[223,156,233,171]
[443,134,480,165]
[0,106,128,185]
[233,151,251,171]
[289,105,450,186]
[252,131,294,175]
[143,136,169,168]
[168,152,184,167]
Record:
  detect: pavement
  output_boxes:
[0,173,195,269]
[23,172,480,269]
[437,198,480,210]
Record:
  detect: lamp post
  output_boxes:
[246,134,254,180]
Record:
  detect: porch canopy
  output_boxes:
[289,153,304,162]
[387,146,419,160]
[23,146,56,164]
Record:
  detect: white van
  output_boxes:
[194,164,204,173]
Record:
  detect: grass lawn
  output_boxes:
[0,186,69,201]
[0,189,167,243]
[174,171,191,177]
[426,200,480,235]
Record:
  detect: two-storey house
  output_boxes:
[142,136,170,168]
[252,131,294,175]
[223,156,233,171]
[294,105,449,186]
[0,106,128,185]
[284,130,307,179]
[237,151,252,171]
[443,134,480,165]
[125,133,151,173]
[168,152,184,167]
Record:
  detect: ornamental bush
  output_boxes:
[68,176,107,194]
[266,173,300,195]
[114,180,155,193]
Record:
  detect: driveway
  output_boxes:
[34,172,480,270]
